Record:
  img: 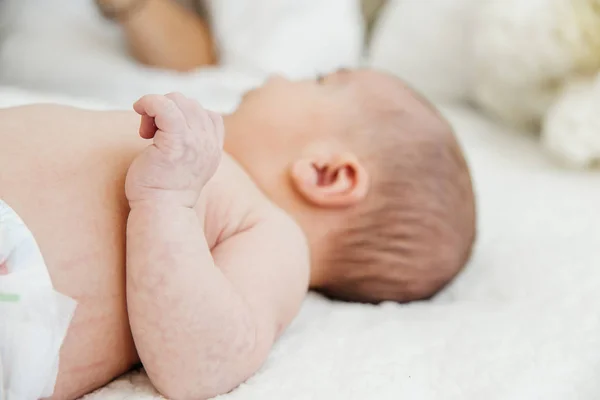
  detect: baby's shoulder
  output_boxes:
[200,154,304,250]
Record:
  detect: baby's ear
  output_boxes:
[290,152,369,208]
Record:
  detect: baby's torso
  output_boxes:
[0,104,269,399]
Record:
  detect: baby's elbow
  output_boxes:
[154,371,242,400]
[214,330,273,396]
[155,327,273,400]
[169,355,269,400]
[155,381,222,400]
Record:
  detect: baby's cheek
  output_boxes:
[0,261,8,275]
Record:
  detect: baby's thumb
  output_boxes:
[139,115,157,139]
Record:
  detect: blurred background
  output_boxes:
[1,0,598,168]
[0,0,472,113]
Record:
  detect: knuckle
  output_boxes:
[189,98,204,112]
[162,99,178,113]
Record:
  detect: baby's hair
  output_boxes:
[319,76,476,303]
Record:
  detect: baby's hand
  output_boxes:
[125,93,224,207]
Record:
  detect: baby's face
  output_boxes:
[230,69,407,153]
[234,70,356,148]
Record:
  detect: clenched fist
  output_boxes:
[125,93,224,207]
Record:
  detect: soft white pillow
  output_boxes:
[205,0,365,79]
[367,0,476,103]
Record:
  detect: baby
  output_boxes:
[0,69,475,400]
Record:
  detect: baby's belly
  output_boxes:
[0,105,144,399]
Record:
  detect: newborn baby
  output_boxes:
[0,69,475,399]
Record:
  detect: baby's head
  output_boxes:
[225,69,476,303]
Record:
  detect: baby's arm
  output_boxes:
[125,93,309,400]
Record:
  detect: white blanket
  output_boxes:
[1,1,599,399]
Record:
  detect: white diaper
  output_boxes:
[0,200,77,400]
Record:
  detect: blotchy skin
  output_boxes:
[0,104,308,399]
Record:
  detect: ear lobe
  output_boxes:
[291,153,369,208]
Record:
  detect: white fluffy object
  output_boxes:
[368,0,477,103]
[471,0,600,167]
[369,0,600,168]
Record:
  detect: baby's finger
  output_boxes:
[164,92,189,109]
[139,114,157,139]
[133,95,153,116]
[166,92,212,136]
[207,111,225,149]
[164,92,204,132]
[134,94,185,133]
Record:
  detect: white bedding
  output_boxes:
[1,1,599,399]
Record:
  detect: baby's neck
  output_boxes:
[220,113,331,289]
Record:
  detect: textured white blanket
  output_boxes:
[1,0,599,398]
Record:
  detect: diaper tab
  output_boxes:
[0,294,19,303]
